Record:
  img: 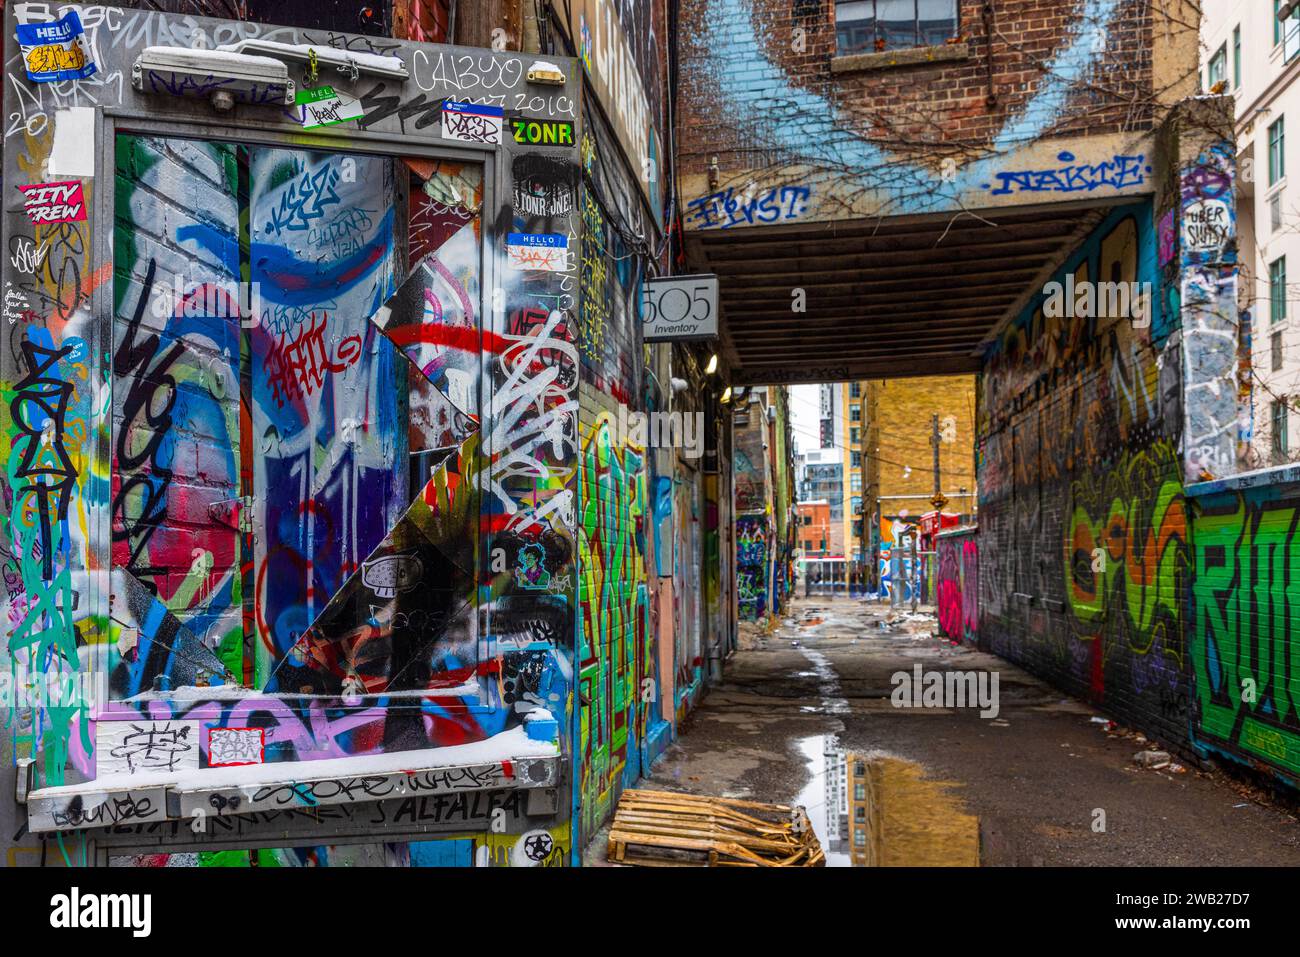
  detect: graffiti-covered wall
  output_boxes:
[935,526,978,644]
[975,201,1193,747]
[733,393,770,621]
[1188,470,1300,783]
[732,386,794,622]
[573,92,665,846]
[2,3,583,866]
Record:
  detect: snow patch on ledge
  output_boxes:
[29,726,556,798]
[115,682,479,705]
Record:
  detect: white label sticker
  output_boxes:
[97,720,201,776]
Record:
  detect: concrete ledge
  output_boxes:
[831,43,969,74]
[26,729,560,833]
[1185,462,1300,497]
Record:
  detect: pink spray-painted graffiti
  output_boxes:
[936,528,978,643]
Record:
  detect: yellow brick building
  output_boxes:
[857,375,977,566]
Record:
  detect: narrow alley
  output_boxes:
[0,0,1296,938]
[600,595,1300,868]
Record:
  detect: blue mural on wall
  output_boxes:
[696,0,1133,217]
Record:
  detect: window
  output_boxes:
[850,382,861,398]
[851,495,862,515]
[854,829,866,846]
[1207,44,1227,89]
[1273,399,1290,456]
[855,806,866,820]
[1283,1,1300,62]
[1274,331,1285,372]
[1233,26,1241,89]
[850,426,860,444]
[850,406,861,422]
[854,783,866,800]
[835,0,958,56]
[854,761,866,775]
[1272,256,1288,324]
[851,473,862,492]
[1269,116,1286,186]
[851,451,862,468]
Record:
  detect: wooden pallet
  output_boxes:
[607,789,825,867]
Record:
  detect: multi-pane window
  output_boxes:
[1285,2,1300,62]
[1272,256,1288,324]
[851,472,862,492]
[850,405,862,422]
[850,426,861,444]
[1273,399,1290,456]
[851,495,862,515]
[850,382,861,398]
[851,451,862,468]
[835,0,959,56]
[1269,116,1286,186]
[1208,44,1228,89]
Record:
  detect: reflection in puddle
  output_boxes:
[796,735,979,867]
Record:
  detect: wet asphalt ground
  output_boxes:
[586,594,1300,866]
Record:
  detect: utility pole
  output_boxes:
[929,413,948,513]
[928,414,948,610]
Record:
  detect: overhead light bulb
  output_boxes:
[705,353,718,375]
[721,386,732,402]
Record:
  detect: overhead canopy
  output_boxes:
[685,202,1106,385]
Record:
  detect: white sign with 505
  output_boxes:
[641,274,718,342]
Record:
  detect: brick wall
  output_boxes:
[863,374,977,523]
[976,201,1192,750]
[112,135,246,673]
[678,0,1155,180]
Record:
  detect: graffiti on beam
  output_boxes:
[984,153,1150,197]
[684,185,811,230]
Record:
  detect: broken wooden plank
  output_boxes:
[607,788,824,867]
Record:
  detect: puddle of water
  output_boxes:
[794,735,980,867]
[797,647,849,715]
[794,735,852,867]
